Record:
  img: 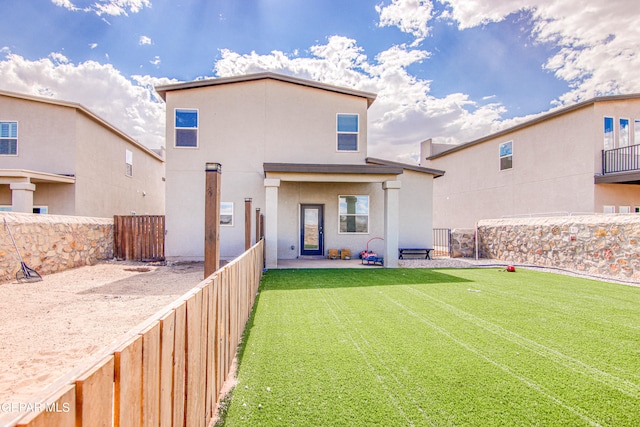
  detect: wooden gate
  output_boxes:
[114,215,165,261]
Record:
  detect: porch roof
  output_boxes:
[0,169,76,185]
[263,162,402,183]
[595,171,640,185]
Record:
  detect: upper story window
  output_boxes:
[499,141,513,170]
[0,122,18,155]
[220,202,233,226]
[619,118,630,147]
[125,149,133,177]
[337,114,359,151]
[175,109,198,148]
[604,117,614,150]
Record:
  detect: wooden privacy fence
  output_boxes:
[114,215,165,262]
[2,240,264,427]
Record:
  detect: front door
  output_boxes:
[300,204,324,256]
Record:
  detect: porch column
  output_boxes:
[10,182,36,213]
[264,178,280,269]
[383,180,401,268]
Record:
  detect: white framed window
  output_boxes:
[619,118,630,147]
[499,141,513,170]
[603,205,616,214]
[337,114,359,151]
[619,206,631,214]
[604,116,614,150]
[220,202,233,226]
[0,121,18,155]
[125,149,133,177]
[635,120,640,146]
[339,195,369,233]
[175,109,198,148]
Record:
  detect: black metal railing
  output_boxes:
[602,144,640,174]
[433,228,451,257]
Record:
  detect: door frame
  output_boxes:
[300,204,324,256]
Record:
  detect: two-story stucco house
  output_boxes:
[423,94,640,229]
[156,72,443,268]
[0,90,165,217]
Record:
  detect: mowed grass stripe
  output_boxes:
[317,287,435,426]
[402,282,640,399]
[221,269,640,427]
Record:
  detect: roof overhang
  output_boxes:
[0,169,76,185]
[263,163,402,183]
[595,171,640,185]
[365,157,445,177]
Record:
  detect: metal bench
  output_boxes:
[398,248,433,260]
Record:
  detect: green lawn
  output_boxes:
[219,268,640,426]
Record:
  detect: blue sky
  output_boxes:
[1,0,639,162]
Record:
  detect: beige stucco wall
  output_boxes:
[397,169,434,248]
[425,99,640,229]
[74,111,165,217]
[164,79,372,261]
[0,94,165,217]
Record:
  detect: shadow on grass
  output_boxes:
[262,268,472,291]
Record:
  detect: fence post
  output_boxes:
[245,198,252,250]
[205,163,222,277]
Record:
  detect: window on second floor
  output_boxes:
[604,117,615,150]
[125,149,133,177]
[175,109,198,148]
[337,114,358,151]
[0,122,18,155]
[619,118,630,147]
[220,202,233,226]
[499,141,513,170]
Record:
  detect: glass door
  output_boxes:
[300,204,324,256]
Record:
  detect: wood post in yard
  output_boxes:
[245,198,252,250]
[255,208,261,241]
[205,163,221,278]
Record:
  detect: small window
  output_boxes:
[604,117,614,150]
[0,122,18,155]
[499,141,512,170]
[125,149,133,177]
[603,205,615,214]
[337,114,358,151]
[339,195,369,233]
[619,118,630,147]
[619,206,631,214]
[634,120,640,146]
[175,109,198,148]
[220,202,233,226]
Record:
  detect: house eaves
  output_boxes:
[366,157,445,178]
[426,93,640,160]
[0,89,164,163]
[263,162,402,183]
[155,72,377,108]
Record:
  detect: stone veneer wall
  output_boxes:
[450,229,476,258]
[476,215,640,280]
[0,212,113,283]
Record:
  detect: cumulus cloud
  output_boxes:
[139,35,152,45]
[0,50,172,149]
[214,36,503,162]
[376,0,435,44]
[50,0,151,16]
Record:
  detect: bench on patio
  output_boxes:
[398,248,433,260]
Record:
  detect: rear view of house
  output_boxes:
[0,90,165,217]
[423,94,640,229]
[156,72,442,267]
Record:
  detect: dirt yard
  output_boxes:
[0,261,205,404]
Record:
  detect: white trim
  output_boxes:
[338,194,369,234]
[220,201,234,226]
[174,108,199,149]
[498,140,513,171]
[336,113,359,152]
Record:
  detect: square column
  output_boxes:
[10,182,36,213]
[264,178,280,269]
[383,180,401,268]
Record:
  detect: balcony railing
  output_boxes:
[602,144,640,174]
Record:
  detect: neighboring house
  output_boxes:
[0,90,165,217]
[156,72,443,267]
[422,94,640,229]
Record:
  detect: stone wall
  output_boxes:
[450,229,476,258]
[477,215,640,280]
[0,212,113,283]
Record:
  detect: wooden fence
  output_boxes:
[114,215,165,262]
[1,240,264,427]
